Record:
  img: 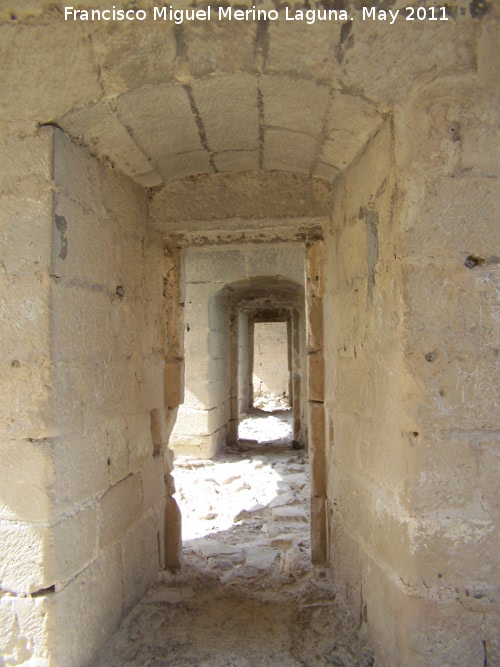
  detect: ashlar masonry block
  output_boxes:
[0,439,54,522]
[123,508,160,612]
[99,473,142,548]
[47,543,123,667]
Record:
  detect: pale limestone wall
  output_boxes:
[0,4,497,664]
[390,63,500,665]
[325,117,419,666]
[171,242,305,457]
[0,127,55,667]
[253,322,289,401]
[324,60,500,665]
[0,128,169,666]
[49,130,168,665]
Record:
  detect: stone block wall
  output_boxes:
[0,127,55,667]
[0,127,170,666]
[391,68,499,665]
[324,62,499,664]
[324,117,403,644]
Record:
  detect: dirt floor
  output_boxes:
[93,408,374,667]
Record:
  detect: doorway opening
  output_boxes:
[238,314,294,448]
[252,321,290,411]
[226,277,306,451]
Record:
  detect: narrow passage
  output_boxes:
[93,411,373,667]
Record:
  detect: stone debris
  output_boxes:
[93,411,373,666]
[192,540,244,560]
[272,505,309,522]
[269,490,299,508]
[234,503,267,522]
[270,533,301,549]
[245,547,279,569]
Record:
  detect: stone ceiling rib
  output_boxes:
[56,72,385,188]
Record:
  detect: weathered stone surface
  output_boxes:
[48,544,123,667]
[253,321,289,398]
[126,413,156,474]
[123,508,160,612]
[193,540,244,560]
[91,20,177,91]
[307,353,324,402]
[164,496,182,569]
[0,596,50,667]
[182,19,255,79]
[260,76,329,140]
[213,149,259,173]
[142,455,166,510]
[0,523,47,594]
[0,109,169,667]
[402,177,500,259]
[269,491,297,508]
[193,74,259,152]
[270,533,300,550]
[53,129,104,212]
[272,506,308,522]
[310,495,328,565]
[0,439,54,522]
[308,401,326,496]
[51,430,109,513]
[146,587,195,604]
[99,474,143,548]
[59,102,159,182]
[0,22,102,123]
[165,359,185,408]
[116,84,202,161]
[157,150,213,185]
[263,128,317,174]
[321,94,383,171]
[0,504,96,595]
[364,559,486,667]
[0,127,52,193]
[313,161,340,182]
[340,16,476,105]
[234,504,267,522]
[151,171,332,225]
[1,6,499,667]
[245,547,279,569]
[266,20,342,81]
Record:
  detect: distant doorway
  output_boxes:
[252,321,290,411]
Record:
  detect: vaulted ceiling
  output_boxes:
[0,0,481,190]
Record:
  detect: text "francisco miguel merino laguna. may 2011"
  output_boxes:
[63,5,450,25]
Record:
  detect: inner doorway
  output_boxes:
[227,279,306,451]
[252,321,290,411]
[238,316,295,448]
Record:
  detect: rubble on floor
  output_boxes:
[93,411,373,667]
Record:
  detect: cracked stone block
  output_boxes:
[192,74,259,152]
[260,76,329,140]
[116,85,202,161]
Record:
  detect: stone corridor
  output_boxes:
[94,412,373,667]
[0,2,498,665]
